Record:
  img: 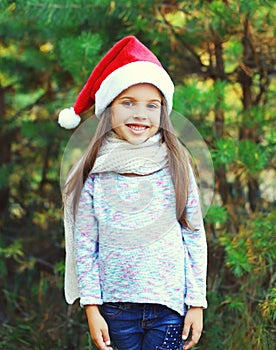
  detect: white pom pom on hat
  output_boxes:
[58,107,81,129]
[58,36,174,129]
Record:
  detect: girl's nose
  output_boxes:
[133,103,148,119]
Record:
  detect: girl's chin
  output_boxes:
[113,128,157,144]
[125,135,149,145]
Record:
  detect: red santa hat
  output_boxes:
[58,36,174,129]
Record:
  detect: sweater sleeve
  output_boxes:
[182,166,208,309]
[74,174,103,305]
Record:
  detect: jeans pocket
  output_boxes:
[101,303,123,319]
[156,324,183,350]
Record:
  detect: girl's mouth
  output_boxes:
[126,124,149,134]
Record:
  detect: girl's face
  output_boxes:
[111,83,162,145]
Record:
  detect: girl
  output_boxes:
[59,36,207,350]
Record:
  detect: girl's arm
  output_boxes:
[181,166,207,308]
[75,174,102,305]
[85,305,113,350]
[181,166,208,348]
[75,176,112,348]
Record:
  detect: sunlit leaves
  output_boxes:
[212,138,237,167]
[223,295,246,314]
[59,32,103,84]
[220,211,276,277]
[225,239,253,276]
[205,204,228,225]
[11,89,45,110]
[212,138,268,175]
[20,120,57,147]
[260,287,276,322]
[238,140,268,174]
[223,40,243,73]
[174,81,215,118]
[0,240,24,261]
[208,0,241,36]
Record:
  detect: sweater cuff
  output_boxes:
[80,296,103,307]
[185,298,208,309]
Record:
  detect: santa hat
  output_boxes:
[58,36,174,129]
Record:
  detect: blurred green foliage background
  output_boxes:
[0,1,275,349]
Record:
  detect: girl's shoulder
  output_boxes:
[83,173,96,192]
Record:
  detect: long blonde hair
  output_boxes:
[63,98,192,228]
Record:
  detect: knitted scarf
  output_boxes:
[91,131,168,175]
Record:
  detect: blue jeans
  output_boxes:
[100,302,185,350]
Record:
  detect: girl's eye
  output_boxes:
[122,100,134,107]
[147,103,159,109]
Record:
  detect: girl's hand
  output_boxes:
[182,306,203,349]
[85,305,113,350]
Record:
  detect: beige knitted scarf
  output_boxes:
[91,131,168,175]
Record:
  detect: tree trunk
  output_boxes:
[238,15,261,212]
[0,86,11,216]
[213,39,229,205]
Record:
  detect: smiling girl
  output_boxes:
[111,84,161,145]
[59,36,207,350]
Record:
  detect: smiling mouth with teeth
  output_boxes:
[127,124,149,131]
